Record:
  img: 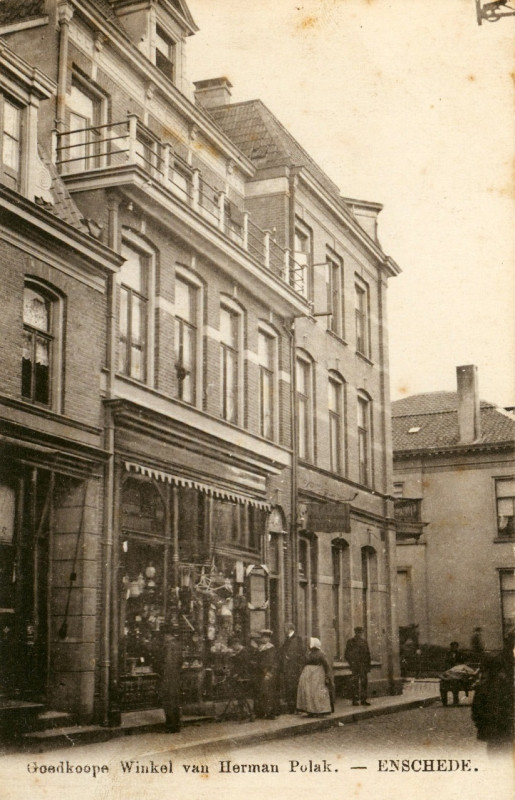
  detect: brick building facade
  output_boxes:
[0,0,401,726]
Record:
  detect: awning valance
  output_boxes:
[124,461,272,511]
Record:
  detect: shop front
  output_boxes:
[114,462,284,713]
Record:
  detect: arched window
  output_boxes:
[22,281,62,407]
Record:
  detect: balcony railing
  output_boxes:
[56,115,306,296]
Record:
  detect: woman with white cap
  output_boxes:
[296,637,335,717]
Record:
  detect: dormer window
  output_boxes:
[155,25,175,80]
[1,94,22,190]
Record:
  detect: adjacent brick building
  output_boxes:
[0,0,402,726]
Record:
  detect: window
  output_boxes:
[220,304,240,423]
[296,355,314,461]
[294,225,311,299]
[298,534,318,640]
[119,243,149,382]
[326,254,344,336]
[328,372,345,474]
[355,280,370,357]
[499,570,515,639]
[496,478,515,538]
[155,25,175,80]
[1,95,21,189]
[68,80,101,172]
[357,393,372,486]
[258,329,276,440]
[332,539,350,660]
[22,283,60,406]
[174,275,198,404]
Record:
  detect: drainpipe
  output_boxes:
[56,3,73,134]
[99,194,120,725]
[287,170,299,626]
[378,270,397,693]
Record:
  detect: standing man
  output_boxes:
[254,629,279,719]
[345,626,371,707]
[279,623,305,714]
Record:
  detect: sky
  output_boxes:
[186,0,514,407]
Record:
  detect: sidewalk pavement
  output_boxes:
[16,680,441,754]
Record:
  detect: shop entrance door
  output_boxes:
[0,468,51,701]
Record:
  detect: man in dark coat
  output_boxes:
[472,648,514,753]
[254,629,279,719]
[279,623,306,714]
[345,627,371,706]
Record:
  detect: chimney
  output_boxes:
[456,365,482,443]
[194,77,232,109]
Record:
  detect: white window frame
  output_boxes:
[326,251,344,338]
[1,92,22,190]
[21,278,64,412]
[294,222,312,301]
[296,352,315,463]
[220,296,244,426]
[495,477,515,538]
[328,371,346,475]
[257,322,279,441]
[118,230,156,387]
[357,391,373,487]
[174,265,203,407]
[355,277,371,358]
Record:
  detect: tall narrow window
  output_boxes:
[326,254,343,336]
[357,393,371,486]
[22,285,55,405]
[220,305,239,423]
[119,243,148,382]
[296,355,313,461]
[68,81,101,172]
[258,329,275,440]
[328,373,344,474]
[1,96,21,189]
[496,478,515,538]
[355,280,370,357]
[155,25,175,80]
[174,276,197,404]
[294,226,311,299]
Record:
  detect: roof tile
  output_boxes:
[392,392,515,451]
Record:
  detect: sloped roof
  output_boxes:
[36,146,90,235]
[392,392,515,452]
[208,100,344,201]
[0,0,46,25]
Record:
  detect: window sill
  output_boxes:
[356,351,374,366]
[327,330,348,347]
[493,537,515,543]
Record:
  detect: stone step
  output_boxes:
[22,710,215,750]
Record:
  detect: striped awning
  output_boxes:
[124,461,271,511]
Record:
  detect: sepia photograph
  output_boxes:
[0,1,513,799]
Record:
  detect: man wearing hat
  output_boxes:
[344,627,372,706]
[279,623,305,714]
[254,629,279,719]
